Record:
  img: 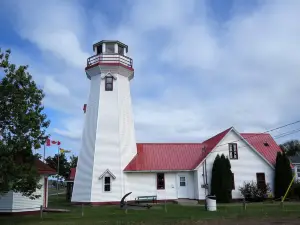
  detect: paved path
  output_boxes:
[49,192,65,196]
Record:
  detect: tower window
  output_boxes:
[106,43,115,54]
[229,143,238,159]
[118,45,124,55]
[96,45,102,55]
[104,177,111,192]
[105,76,113,91]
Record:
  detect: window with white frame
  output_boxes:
[179,176,186,187]
[104,176,111,192]
[228,143,238,159]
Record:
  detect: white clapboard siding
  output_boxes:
[12,177,44,212]
[0,191,13,212]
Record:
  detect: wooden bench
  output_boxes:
[135,195,157,204]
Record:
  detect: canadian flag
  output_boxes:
[46,138,61,146]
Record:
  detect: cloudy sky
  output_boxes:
[1,0,300,157]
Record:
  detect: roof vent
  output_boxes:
[264,142,270,147]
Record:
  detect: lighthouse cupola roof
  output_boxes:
[86,40,134,80]
[93,40,128,56]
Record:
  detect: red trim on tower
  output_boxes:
[85,62,134,71]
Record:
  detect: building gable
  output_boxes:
[195,128,279,170]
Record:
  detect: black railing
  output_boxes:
[87,53,133,68]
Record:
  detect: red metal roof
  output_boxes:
[69,128,283,174]
[124,128,232,171]
[124,143,204,171]
[35,159,56,175]
[240,133,283,166]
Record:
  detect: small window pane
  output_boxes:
[297,167,300,172]
[118,46,124,55]
[106,43,115,54]
[106,77,113,83]
[104,177,110,184]
[104,184,110,192]
[97,45,102,55]
[180,182,185,186]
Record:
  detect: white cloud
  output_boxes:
[44,76,70,97]
[13,0,89,68]
[53,117,84,140]
[4,0,300,155]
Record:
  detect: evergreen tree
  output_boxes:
[282,151,293,198]
[274,152,282,199]
[218,154,232,203]
[274,151,293,199]
[225,157,233,201]
[210,154,233,203]
[210,154,221,196]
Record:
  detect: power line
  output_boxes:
[204,120,300,150]
[274,128,300,139]
[203,126,300,155]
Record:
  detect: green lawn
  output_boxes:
[48,187,66,195]
[1,195,300,225]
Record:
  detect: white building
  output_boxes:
[289,155,300,181]
[0,159,55,214]
[71,40,283,204]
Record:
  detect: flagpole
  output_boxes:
[57,145,60,198]
[43,144,46,163]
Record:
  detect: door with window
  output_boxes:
[177,174,188,198]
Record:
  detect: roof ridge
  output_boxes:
[202,127,232,143]
[137,143,203,145]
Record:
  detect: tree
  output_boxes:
[210,154,233,203]
[274,151,293,199]
[69,155,78,168]
[45,153,70,180]
[210,154,221,196]
[219,154,233,203]
[280,140,300,156]
[0,48,50,199]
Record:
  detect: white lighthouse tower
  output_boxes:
[71,40,137,204]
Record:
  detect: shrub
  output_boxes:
[290,181,300,199]
[239,181,271,202]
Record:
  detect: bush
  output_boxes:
[239,181,271,202]
[290,181,300,199]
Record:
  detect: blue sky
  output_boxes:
[1,0,300,158]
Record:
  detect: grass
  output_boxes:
[1,195,300,225]
[48,187,66,195]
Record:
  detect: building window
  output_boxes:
[106,43,115,54]
[118,45,124,55]
[179,176,186,187]
[157,173,165,190]
[231,172,235,190]
[256,173,266,189]
[105,76,113,91]
[96,45,102,55]
[229,143,238,159]
[297,166,300,178]
[104,177,111,192]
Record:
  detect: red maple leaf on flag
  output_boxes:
[46,139,61,146]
